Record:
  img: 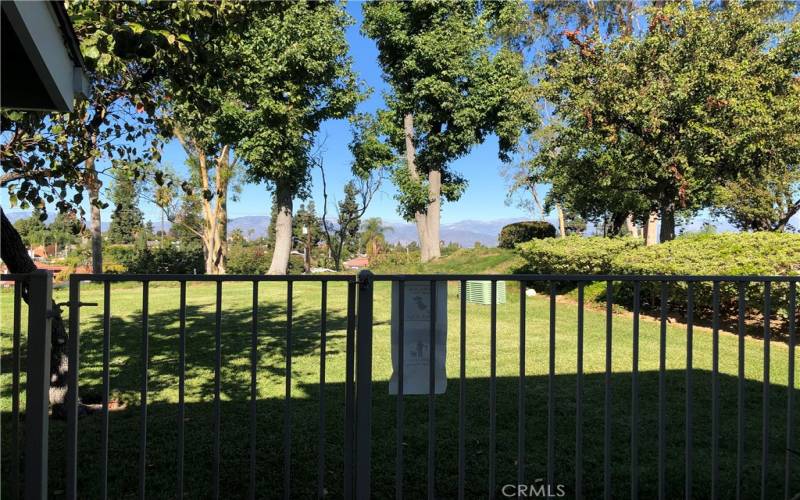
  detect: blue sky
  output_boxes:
[140,2,536,225]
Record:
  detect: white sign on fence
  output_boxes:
[389,281,448,395]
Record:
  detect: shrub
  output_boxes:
[125,246,205,274]
[612,232,800,316]
[227,245,271,274]
[516,236,642,274]
[498,221,556,249]
[227,245,307,274]
[102,263,127,274]
[105,245,138,271]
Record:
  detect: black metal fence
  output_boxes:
[1,272,798,499]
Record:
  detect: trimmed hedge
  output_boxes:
[516,232,800,323]
[516,236,642,274]
[498,221,556,249]
[612,232,800,315]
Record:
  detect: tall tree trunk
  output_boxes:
[86,157,103,273]
[609,212,628,236]
[625,214,638,238]
[1,208,69,410]
[403,113,440,262]
[660,202,676,242]
[204,226,219,275]
[556,203,566,238]
[174,131,234,275]
[214,188,228,274]
[425,168,442,260]
[268,183,293,275]
[644,210,659,246]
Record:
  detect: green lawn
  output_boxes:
[2,280,798,499]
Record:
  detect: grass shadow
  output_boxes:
[2,371,798,499]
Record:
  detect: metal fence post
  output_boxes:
[355,270,374,499]
[25,270,52,500]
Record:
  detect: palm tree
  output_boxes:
[360,217,392,261]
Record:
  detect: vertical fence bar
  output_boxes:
[489,280,497,499]
[344,282,356,499]
[27,271,52,500]
[604,281,612,500]
[66,275,80,500]
[518,282,526,493]
[459,280,467,500]
[139,281,149,500]
[658,282,667,500]
[177,281,186,499]
[631,281,640,500]
[318,281,327,500]
[100,281,111,500]
[284,281,293,500]
[548,283,556,492]
[761,281,771,500]
[250,281,258,500]
[11,282,21,500]
[711,281,720,500]
[576,282,584,500]
[429,279,438,500]
[213,281,222,500]
[356,271,374,499]
[785,282,796,500]
[736,283,746,500]
[685,283,694,500]
[396,280,405,500]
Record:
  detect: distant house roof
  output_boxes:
[343,256,369,269]
[1,0,89,111]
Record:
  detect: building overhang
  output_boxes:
[1,1,89,112]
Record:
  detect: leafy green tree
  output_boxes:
[358,0,538,262]
[49,212,81,254]
[319,165,381,270]
[339,184,363,259]
[293,201,322,272]
[1,2,201,273]
[360,217,393,262]
[535,1,799,242]
[14,212,49,248]
[229,229,247,246]
[293,201,322,247]
[713,168,800,232]
[107,168,144,244]
[155,3,250,274]
[226,2,363,275]
[0,2,217,411]
[266,194,279,250]
[168,190,204,251]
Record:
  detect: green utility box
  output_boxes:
[464,280,506,305]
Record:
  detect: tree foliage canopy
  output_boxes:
[227,2,363,195]
[1,1,206,217]
[535,1,799,232]
[359,0,539,219]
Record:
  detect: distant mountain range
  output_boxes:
[3,210,518,247]
[6,209,762,247]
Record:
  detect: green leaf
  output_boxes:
[129,22,145,34]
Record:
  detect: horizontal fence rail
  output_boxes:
[2,272,797,499]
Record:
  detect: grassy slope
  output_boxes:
[370,247,526,275]
[2,279,798,499]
